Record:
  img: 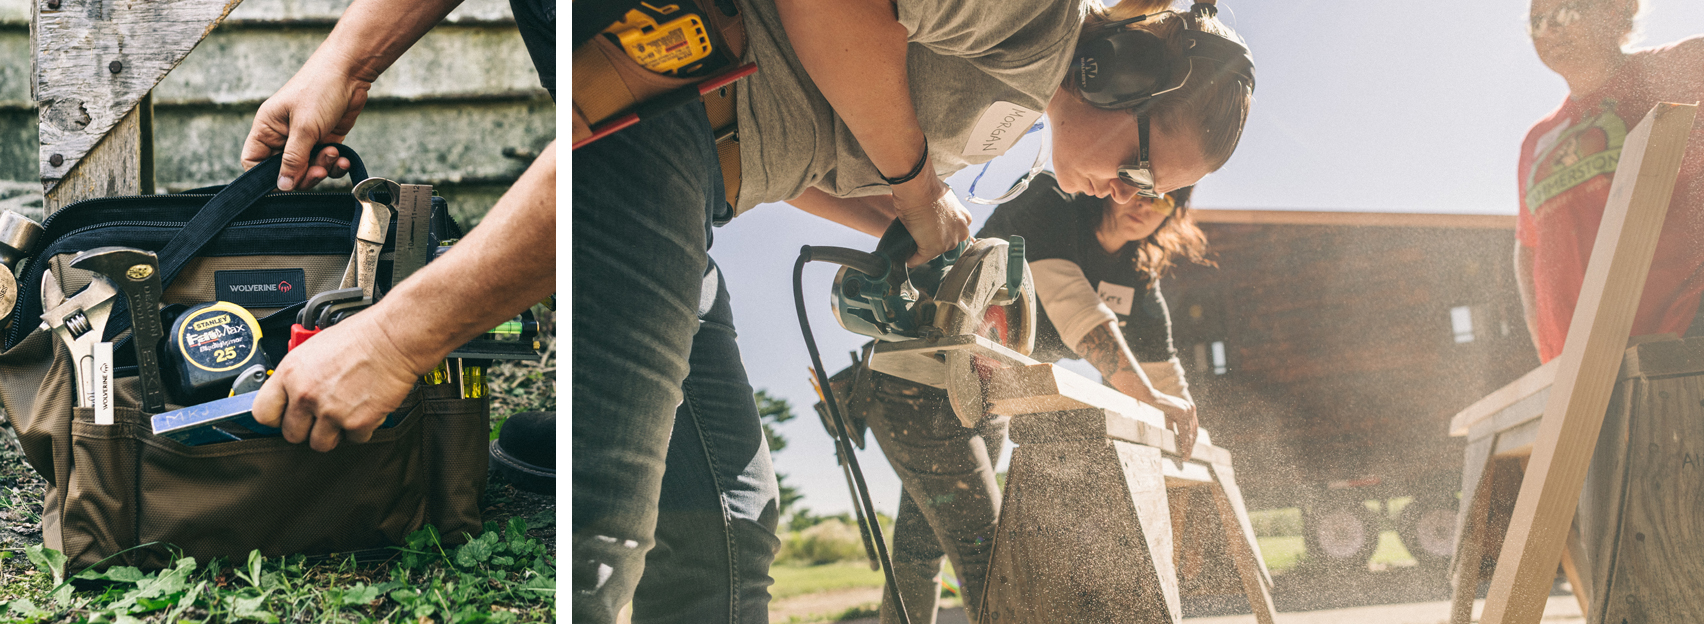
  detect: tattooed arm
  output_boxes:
[1077,321,1199,460]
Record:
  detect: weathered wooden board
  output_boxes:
[43,93,148,212]
[1593,355,1704,623]
[156,26,541,105]
[34,0,241,190]
[1479,102,1697,624]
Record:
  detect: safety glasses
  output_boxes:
[1117,113,1161,199]
[1528,2,1587,38]
[1148,192,1178,217]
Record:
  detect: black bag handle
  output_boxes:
[93,144,367,345]
[155,143,368,288]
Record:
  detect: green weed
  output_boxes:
[0,519,555,623]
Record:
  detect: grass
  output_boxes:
[0,325,558,623]
[1256,536,1307,574]
[771,562,886,600]
[0,518,555,623]
[1256,531,1418,576]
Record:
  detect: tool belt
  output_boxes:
[0,145,490,572]
[571,0,746,209]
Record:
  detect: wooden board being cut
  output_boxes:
[1479,102,1697,624]
[988,363,1221,460]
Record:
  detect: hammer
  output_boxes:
[71,247,168,413]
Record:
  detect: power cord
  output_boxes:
[793,247,911,624]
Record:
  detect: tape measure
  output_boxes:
[603,2,716,76]
[168,301,268,404]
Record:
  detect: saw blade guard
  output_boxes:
[930,237,1036,355]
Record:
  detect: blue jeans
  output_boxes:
[633,260,781,623]
[572,101,777,623]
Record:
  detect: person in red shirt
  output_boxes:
[1517,0,1704,362]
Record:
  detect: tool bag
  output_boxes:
[0,144,490,572]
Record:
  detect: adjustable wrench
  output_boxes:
[71,247,168,414]
[341,178,399,301]
[40,270,117,409]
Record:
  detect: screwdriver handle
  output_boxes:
[288,324,321,350]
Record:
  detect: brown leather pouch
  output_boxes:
[572,0,746,207]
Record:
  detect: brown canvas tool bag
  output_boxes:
[0,144,489,572]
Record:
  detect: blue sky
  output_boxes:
[699,1,1704,517]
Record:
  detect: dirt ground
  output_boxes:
[793,566,1587,624]
[823,596,1584,624]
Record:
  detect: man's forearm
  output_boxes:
[313,0,466,82]
[370,142,557,371]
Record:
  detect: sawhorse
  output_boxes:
[872,336,1278,623]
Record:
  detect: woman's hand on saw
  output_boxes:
[892,172,972,267]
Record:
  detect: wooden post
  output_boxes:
[980,425,1181,623]
[34,0,239,206]
[1206,462,1276,624]
[1478,102,1697,624]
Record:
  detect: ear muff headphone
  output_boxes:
[1073,3,1255,111]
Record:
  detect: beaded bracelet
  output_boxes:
[879,139,930,186]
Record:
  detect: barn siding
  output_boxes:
[0,0,553,224]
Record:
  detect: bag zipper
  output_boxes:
[8,215,353,349]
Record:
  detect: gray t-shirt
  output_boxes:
[733,0,1087,214]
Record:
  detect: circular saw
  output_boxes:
[824,221,1037,427]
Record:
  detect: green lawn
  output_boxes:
[771,562,885,600]
[1255,535,1307,574]
[1256,531,1417,575]
[772,560,961,601]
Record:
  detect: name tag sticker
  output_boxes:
[963,102,1042,157]
[1098,282,1136,316]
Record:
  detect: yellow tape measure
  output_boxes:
[168,301,267,403]
[603,2,715,76]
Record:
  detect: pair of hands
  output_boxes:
[1108,370,1199,461]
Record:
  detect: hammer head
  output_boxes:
[69,246,160,286]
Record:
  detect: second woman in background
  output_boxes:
[845,171,1213,623]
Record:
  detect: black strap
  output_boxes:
[98,143,367,343]
[155,143,368,288]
